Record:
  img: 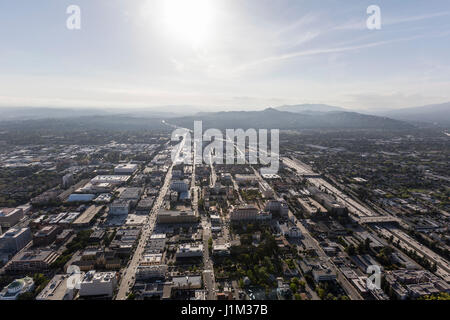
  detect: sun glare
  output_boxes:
[162,0,214,47]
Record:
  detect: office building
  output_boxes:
[0,208,24,228]
[0,276,34,300]
[79,271,117,298]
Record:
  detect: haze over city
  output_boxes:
[0,0,449,310]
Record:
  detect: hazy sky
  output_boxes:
[0,0,449,111]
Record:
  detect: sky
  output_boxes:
[0,0,449,111]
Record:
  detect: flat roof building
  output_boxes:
[6,249,60,273]
[0,208,24,228]
[114,163,138,175]
[0,227,31,256]
[36,274,77,300]
[157,210,197,224]
[79,270,117,298]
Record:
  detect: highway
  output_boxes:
[282,157,378,218]
[376,226,450,282]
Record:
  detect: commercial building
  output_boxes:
[66,194,95,203]
[114,163,138,175]
[230,206,272,222]
[0,276,34,300]
[36,274,77,300]
[176,243,203,259]
[385,269,450,299]
[259,180,274,198]
[72,205,102,227]
[265,200,289,217]
[235,174,258,185]
[109,200,131,215]
[309,188,347,215]
[170,180,189,193]
[5,249,60,273]
[157,210,197,224]
[146,233,167,253]
[0,227,32,256]
[136,197,155,213]
[136,264,167,280]
[171,275,202,290]
[313,269,337,282]
[79,271,117,298]
[212,243,231,256]
[0,208,24,228]
[77,182,114,194]
[33,225,61,246]
[62,173,74,189]
[91,175,130,186]
[140,253,163,265]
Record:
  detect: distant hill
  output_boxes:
[275,104,346,113]
[0,105,202,121]
[170,108,413,130]
[0,115,168,132]
[375,102,450,126]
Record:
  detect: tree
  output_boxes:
[346,244,356,256]
[290,282,298,293]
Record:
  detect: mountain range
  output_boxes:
[0,102,448,131]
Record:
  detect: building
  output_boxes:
[140,253,163,265]
[55,229,74,244]
[79,271,117,298]
[120,187,143,200]
[235,174,258,185]
[264,200,289,217]
[109,228,140,255]
[136,264,167,280]
[36,274,77,300]
[72,205,102,228]
[66,194,95,203]
[259,180,274,198]
[171,275,202,290]
[230,205,258,221]
[230,206,272,222]
[210,214,221,225]
[109,200,131,215]
[146,233,167,253]
[77,182,113,194]
[313,269,337,282]
[114,163,138,175]
[157,210,197,224]
[276,222,302,238]
[176,243,203,259]
[5,249,60,273]
[212,243,231,256]
[309,188,347,215]
[0,276,34,300]
[33,225,61,246]
[0,227,32,256]
[202,184,233,201]
[0,208,24,228]
[170,180,189,193]
[136,197,155,213]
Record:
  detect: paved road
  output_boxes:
[116,138,186,300]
